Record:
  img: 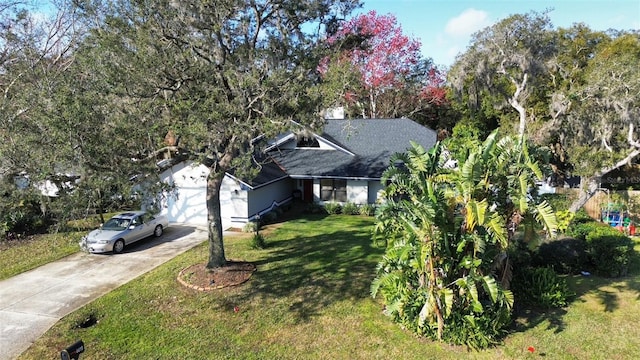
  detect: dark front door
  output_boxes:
[303,179,313,202]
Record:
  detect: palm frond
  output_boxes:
[465,198,487,231]
[503,289,514,309]
[534,200,558,235]
[485,212,508,247]
[481,275,499,303]
[481,130,499,161]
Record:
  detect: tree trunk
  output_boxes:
[568,148,640,212]
[568,176,601,213]
[206,171,227,269]
[511,98,526,137]
[507,72,528,137]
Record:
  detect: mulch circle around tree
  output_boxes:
[177,261,256,291]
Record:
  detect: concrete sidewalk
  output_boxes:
[0,225,208,360]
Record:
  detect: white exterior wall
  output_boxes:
[347,180,368,205]
[368,180,385,204]
[220,176,247,229]
[160,161,241,229]
[316,137,340,150]
[159,161,209,226]
[313,180,321,203]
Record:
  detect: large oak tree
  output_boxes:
[73,0,361,268]
[552,33,640,211]
[448,11,556,137]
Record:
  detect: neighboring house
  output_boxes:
[159,118,437,229]
[13,172,79,197]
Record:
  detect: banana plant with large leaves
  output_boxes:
[372,131,557,348]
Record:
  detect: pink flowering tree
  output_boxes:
[319,11,446,121]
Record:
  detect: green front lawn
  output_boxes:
[18,215,640,359]
[0,214,109,280]
[0,232,83,280]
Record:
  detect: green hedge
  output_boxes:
[566,221,606,241]
[564,218,635,277]
[534,237,587,275]
[341,202,359,215]
[585,226,635,277]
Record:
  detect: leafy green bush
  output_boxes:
[359,204,376,216]
[324,202,342,214]
[512,267,574,308]
[242,221,260,233]
[250,233,266,249]
[585,227,635,277]
[566,220,606,240]
[534,237,587,274]
[441,305,512,350]
[564,218,635,277]
[342,202,359,215]
[540,193,572,212]
[0,205,52,239]
[572,209,595,224]
[304,203,325,214]
[555,210,575,233]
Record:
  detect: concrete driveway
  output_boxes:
[0,225,207,360]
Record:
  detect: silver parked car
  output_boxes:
[80,211,169,254]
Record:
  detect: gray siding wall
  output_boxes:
[248,178,294,217]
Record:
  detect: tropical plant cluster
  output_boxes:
[510,265,574,309]
[372,132,557,349]
[323,202,376,216]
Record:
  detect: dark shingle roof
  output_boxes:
[227,159,288,189]
[269,118,437,179]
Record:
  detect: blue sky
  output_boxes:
[358,0,640,68]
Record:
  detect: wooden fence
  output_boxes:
[556,188,640,221]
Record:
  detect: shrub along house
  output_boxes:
[159,118,437,229]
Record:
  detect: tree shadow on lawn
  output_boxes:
[512,255,640,335]
[567,248,640,312]
[219,216,385,324]
[511,304,568,335]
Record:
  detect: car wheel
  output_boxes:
[154,225,163,237]
[113,239,125,254]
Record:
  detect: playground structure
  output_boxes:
[601,202,636,235]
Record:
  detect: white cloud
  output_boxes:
[445,8,491,38]
[428,8,494,67]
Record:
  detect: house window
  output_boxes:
[320,179,347,202]
[296,136,319,148]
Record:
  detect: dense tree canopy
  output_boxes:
[71,0,361,268]
[319,10,447,127]
[448,11,555,137]
[447,10,640,211]
[553,33,640,210]
[0,1,83,227]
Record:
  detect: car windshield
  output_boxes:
[102,217,131,231]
